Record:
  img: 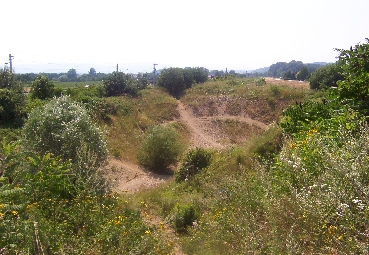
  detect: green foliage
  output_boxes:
[295,65,310,81]
[254,77,266,86]
[24,153,75,201]
[133,72,150,90]
[78,96,117,121]
[175,148,211,182]
[0,69,25,126]
[174,203,200,233]
[157,67,186,98]
[268,60,304,78]
[22,96,107,168]
[183,68,195,89]
[309,63,343,90]
[267,124,369,253]
[157,67,208,98]
[137,125,183,173]
[0,69,21,91]
[58,74,68,82]
[336,38,369,108]
[0,89,25,125]
[104,71,136,97]
[191,67,208,83]
[30,75,55,100]
[66,68,77,81]
[0,142,169,254]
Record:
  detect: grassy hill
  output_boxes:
[2,75,368,254]
[101,77,322,254]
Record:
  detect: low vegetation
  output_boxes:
[137,124,184,173]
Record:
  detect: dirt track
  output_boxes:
[105,98,270,193]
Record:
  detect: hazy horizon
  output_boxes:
[2,0,368,74]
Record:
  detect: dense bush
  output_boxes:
[30,75,55,100]
[182,68,195,89]
[0,69,25,126]
[22,96,107,169]
[174,204,200,233]
[309,64,343,90]
[175,147,211,182]
[295,66,310,81]
[157,68,186,98]
[0,89,24,125]
[191,67,208,83]
[157,67,208,98]
[137,125,183,173]
[336,38,369,113]
[104,71,136,97]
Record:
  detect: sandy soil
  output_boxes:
[265,77,310,88]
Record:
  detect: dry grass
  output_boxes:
[104,89,180,163]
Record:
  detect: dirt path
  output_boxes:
[106,100,270,192]
[177,100,224,149]
[105,158,171,193]
[198,114,268,130]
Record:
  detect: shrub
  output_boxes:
[104,71,134,97]
[157,68,186,99]
[0,69,25,126]
[175,147,211,182]
[173,203,200,233]
[255,77,266,86]
[336,38,369,113]
[191,67,208,83]
[30,75,55,100]
[137,125,183,173]
[309,64,343,90]
[183,68,195,89]
[22,96,107,168]
[0,89,25,125]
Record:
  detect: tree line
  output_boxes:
[267,60,325,80]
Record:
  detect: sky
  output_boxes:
[1,0,369,74]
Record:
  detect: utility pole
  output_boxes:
[9,54,14,73]
[116,64,118,72]
[153,63,158,86]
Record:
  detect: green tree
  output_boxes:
[67,68,78,81]
[137,125,183,173]
[58,74,68,82]
[134,72,150,90]
[309,64,343,90]
[336,38,369,102]
[104,71,134,97]
[183,68,195,89]
[30,75,55,100]
[229,70,236,76]
[157,68,185,98]
[191,67,208,83]
[0,69,25,126]
[295,66,310,81]
[88,67,96,76]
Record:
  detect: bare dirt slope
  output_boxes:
[177,100,224,149]
[104,158,171,193]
